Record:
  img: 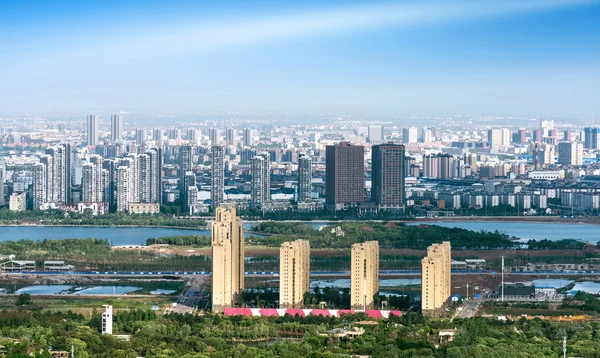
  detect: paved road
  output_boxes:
[172,276,206,314]
[458,299,482,319]
[4,270,598,278]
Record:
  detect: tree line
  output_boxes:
[1,306,600,357]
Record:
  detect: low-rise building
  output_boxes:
[297,200,324,212]
[528,171,564,180]
[9,192,26,211]
[43,260,75,271]
[0,260,36,272]
[128,203,160,214]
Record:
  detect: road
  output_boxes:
[171,276,207,314]
[3,269,598,278]
[457,299,482,318]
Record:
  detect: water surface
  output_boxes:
[2,220,599,245]
[15,285,72,295]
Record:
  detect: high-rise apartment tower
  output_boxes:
[279,239,310,308]
[211,206,245,313]
[350,241,379,310]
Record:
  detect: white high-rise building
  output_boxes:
[243,128,255,147]
[0,159,5,206]
[87,114,98,146]
[137,153,152,203]
[226,128,237,146]
[125,155,139,204]
[421,128,432,143]
[135,129,147,145]
[39,155,55,203]
[402,127,418,144]
[167,128,181,140]
[179,145,193,212]
[32,163,47,210]
[116,165,133,212]
[309,131,320,143]
[209,128,221,145]
[110,114,123,142]
[367,125,384,144]
[558,141,584,166]
[251,153,270,209]
[540,119,554,137]
[422,154,439,178]
[298,153,312,202]
[535,143,556,167]
[152,129,163,142]
[101,167,110,205]
[186,128,198,143]
[488,128,510,148]
[43,144,71,204]
[82,155,104,203]
[211,145,224,209]
[147,148,162,204]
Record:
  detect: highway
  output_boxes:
[2,269,598,277]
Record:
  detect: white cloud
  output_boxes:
[112,0,598,58]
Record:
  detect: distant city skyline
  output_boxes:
[1,0,600,116]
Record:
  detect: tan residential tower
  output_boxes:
[421,241,451,317]
[351,241,379,310]
[211,206,245,313]
[279,239,310,308]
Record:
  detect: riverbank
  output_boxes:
[0,223,206,229]
[3,215,599,229]
[411,216,600,225]
[2,218,600,246]
[240,216,600,225]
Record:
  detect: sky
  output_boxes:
[1,0,600,117]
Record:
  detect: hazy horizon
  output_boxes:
[2,0,600,117]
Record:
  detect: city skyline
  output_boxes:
[1,0,600,116]
[4,1,600,355]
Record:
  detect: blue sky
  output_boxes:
[1,0,600,116]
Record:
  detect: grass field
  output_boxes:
[0,295,176,316]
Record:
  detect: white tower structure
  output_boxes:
[101,304,113,335]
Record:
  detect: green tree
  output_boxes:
[15,293,31,306]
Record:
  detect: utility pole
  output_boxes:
[501,256,505,302]
[71,345,74,358]
[563,335,567,358]
[466,282,469,299]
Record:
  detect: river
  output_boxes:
[0,220,598,245]
[268,221,600,243]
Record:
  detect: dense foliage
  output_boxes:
[146,236,211,246]
[0,208,206,228]
[252,222,516,249]
[561,292,600,314]
[239,287,411,310]
[0,238,211,272]
[0,238,111,256]
[251,221,586,251]
[527,239,586,250]
[1,308,600,357]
